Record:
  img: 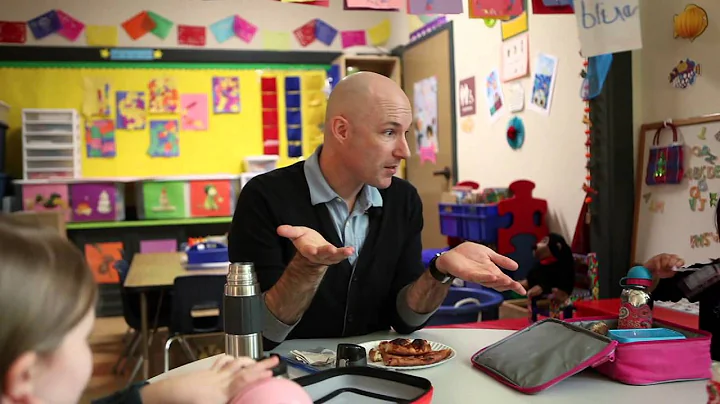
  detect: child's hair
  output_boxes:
[0,215,97,391]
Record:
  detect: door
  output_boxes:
[401,24,457,250]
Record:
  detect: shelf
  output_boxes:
[22,108,81,180]
[66,216,232,230]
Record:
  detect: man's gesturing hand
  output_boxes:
[436,242,526,295]
[277,225,353,267]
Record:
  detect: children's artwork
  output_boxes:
[673,4,708,42]
[669,58,701,89]
[507,82,525,112]
[574,0,641,57]
[412,76,439,164]
[82,77,111,117]
[501,33,529,82]
[84,242,123,284]
[345,0,403,9]
[27,10,61,40]
[148,120,179,158]
[458,76,476,117]
[116,91,146,130]
[528,53,558,116]
[469,0,523,18]
[485,69,505,123]
[501,6,528,41]
[189,180,233,217]
[70,183,123,222]
[212,77,240,114]
[148,77,179,114]
[407,0,463,14]
[180,94,209,131]
[85,119,116,158]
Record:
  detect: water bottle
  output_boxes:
[618,266,654,329]
[224,262,264,359]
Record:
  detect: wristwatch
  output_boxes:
[429,251,455,284]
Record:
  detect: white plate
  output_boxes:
[357,339,456,371]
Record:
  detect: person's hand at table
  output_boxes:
[435,242,526,295]
[140,355,279,404]
[644,253,685,279]
[277,225,353,268]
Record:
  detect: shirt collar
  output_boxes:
[303,145,383,209]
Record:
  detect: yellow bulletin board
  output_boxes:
[0,62,327,178]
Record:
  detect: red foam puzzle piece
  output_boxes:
[497,180,549,255]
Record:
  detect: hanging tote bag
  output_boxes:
[645,123,685,186]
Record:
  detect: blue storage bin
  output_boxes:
[427,287,504,326]
[439,203,464,238]
[460,204,512,243]
[185,241,229,269]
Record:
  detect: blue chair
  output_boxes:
[164,274,226,372]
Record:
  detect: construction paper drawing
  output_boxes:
[413,76,439,165]
[83,77,111,118]
[27,10,61,40]
[485,69,505,123]
[56,10,85,41]
[85,119,116,158]
[210,15,235,43]
[234,16,258,43]
[345,0,404,9]
[180,94,209,131]
[148,120,180,158]
[669,58,701,89]
[85,242,124,284]
[501,32,529,82]
[528,53,558,116]
[116,91,146,130]
[407,0,463,14]
[212,77,240,114]
[148,77,179,114]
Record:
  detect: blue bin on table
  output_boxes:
[427,287,504,326]
[438,203,464,238]
[438,203,512,243]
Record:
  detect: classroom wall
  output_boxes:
[449,9,586,241]
[1,0,409,52]
[632,0,720,158]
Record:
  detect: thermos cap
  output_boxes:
[227,262,257,286]
[620,265,653,288]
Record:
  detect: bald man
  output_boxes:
[229,72,525,348]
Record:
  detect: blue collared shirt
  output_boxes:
[303,146,383,265]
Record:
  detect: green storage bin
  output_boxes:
[137,180,189,219]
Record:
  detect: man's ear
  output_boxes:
[4,352,38,402]
[329,116,349,142]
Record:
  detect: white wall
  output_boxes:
[450,10,586,240]
[1,0,409,52]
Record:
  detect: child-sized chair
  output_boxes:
[164,274,226,372]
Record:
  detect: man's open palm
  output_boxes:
[438,242,526,295]
[277,225,353,267]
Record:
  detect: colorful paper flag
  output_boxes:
[408,0,464,14]
[263,31,291,50]
[276,0,330,6]
[210,16,235,43]
[233,16,258,43]
[147,11,173,40]
[122,11,156,40]
[294,20,316,47]
[341,30,367,48]
[314,19,337,46]
[85,25,117,46]
[178,25,206,46]
[0,22,27,44]
[27,10,61,40]
[345,0,403,9]
[56,10,84,41]
[367,19,391,46]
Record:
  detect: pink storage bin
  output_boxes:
[567,316,712,385]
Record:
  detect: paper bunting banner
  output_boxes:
[294,20,316,47]
[0,21,27,43]
[341,30,367,48]
[122,11,156,40]
[27,10,61,40]
[315,19,338,46]
[56,10,85,42]
[234,16,258,43]
[210,16,235,43]
[147,11,173,40]
[178,24,206,46]
[367,19,391,46]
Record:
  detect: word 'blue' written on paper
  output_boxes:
[580,0,639,29]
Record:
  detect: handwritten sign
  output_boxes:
[574,0,642,57]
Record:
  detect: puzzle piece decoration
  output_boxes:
[497,180,549,255]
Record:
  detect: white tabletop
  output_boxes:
[151,328,706,403]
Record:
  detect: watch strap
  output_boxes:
[429,252,454,283]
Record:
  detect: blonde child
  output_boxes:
[0,216,278,404]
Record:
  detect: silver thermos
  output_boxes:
[224,262,264,359]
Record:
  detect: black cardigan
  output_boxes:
[228,161,428,348]
[653,263,720,361]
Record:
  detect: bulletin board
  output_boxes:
[0,61,328,178]
[632,114,720,266]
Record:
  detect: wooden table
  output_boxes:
[574,298,699,329]
[124,252,228,379]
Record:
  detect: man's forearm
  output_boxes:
[264,254,327,325]
[405,270,451,314]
